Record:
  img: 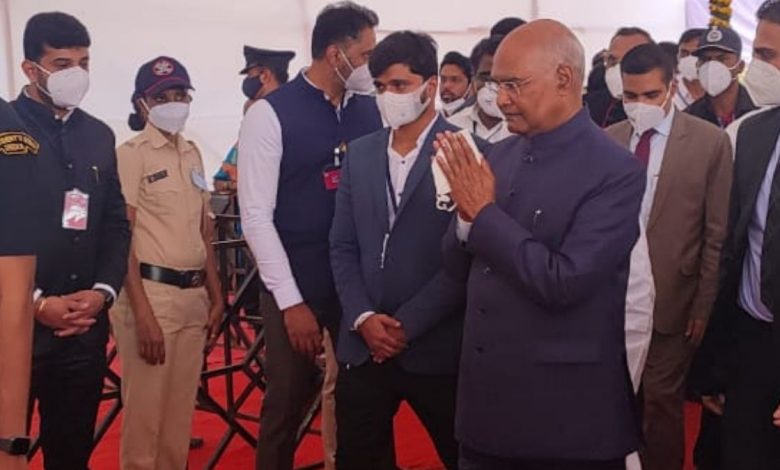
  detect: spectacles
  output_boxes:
[488,77,533,97]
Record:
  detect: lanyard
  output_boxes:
[381,165,398,271]
[386,165,398,215]
[333,142,346,167]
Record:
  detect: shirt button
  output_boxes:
[475,346,485,354]
[523,155,534,164]
[478,307,486,316]
[509,190,516,198]
[69,273,78,281]
[483,266,492,275]
[67,163,74,169]
[73,236,80,244]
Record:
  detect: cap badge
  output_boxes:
[707,28,723,43]
[152,59,174,76]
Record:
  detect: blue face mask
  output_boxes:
[242,76,263,99]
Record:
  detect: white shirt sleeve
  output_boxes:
[92,283,118,302]
[238,100,304,311]
[353,311,375,330]
[624,226,655,392]
[456,216,473,242]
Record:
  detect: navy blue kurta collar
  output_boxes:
[527,107,592,151]
[15,91,81,134]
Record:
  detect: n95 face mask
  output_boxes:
[35,64,90,109]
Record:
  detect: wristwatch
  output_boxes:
[94,288,115,310]
[0,437,30,455]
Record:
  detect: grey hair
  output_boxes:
[551,31,586,88]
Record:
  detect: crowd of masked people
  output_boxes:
[1,1,780,470]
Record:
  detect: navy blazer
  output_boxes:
[445,109,644,460]
[330,115,487,374]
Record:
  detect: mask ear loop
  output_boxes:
[139,97,152,114]
[419,79,434,108]
[660,81,674,109]
[32,62,54,99]
[335,48,355,85]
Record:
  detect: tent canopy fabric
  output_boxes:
[2,0,750,182]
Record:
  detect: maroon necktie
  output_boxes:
[634,129,656,167]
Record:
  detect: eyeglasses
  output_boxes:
[487,77,533,97]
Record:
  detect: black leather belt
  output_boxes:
[140,263,206,289]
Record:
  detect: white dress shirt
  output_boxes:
[629,107,676,228]
[625,225,655,391]
[237,70,354,311]
[738,133,780,322]
[353,116,438,329]
[448,105,512,144]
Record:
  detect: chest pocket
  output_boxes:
[142,166,180,215]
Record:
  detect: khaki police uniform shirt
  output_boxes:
[117,124,210,271]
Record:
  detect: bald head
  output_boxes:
[492,19,586,136]
[497,19,586,92]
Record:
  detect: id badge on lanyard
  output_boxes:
[322,142,347,191]
[62,188,89,230]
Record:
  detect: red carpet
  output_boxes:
[28,344,703,470]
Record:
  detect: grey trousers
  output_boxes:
[255,293,337,470]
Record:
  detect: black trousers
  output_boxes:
[29,339,106,470]
[335,360,458,470]
[459,446,626,470]
[721,311,780,470]
[693,409,722,470]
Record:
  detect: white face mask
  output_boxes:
[376,81,431,130]
[623,85,673,135]
[145,101,190,134]
[441,96,466,116]
[678,55,699,82]
[477,84,503,119]
[35,64,90,109]
[337,49,374,94]
[605,64,624,99]
[698,60,739,97]
[744,58,780,106]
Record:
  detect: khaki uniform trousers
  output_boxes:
[110,279,208,470]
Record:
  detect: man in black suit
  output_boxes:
[698,2,780,469]
[11,13,130,470]
[330,31,487,470]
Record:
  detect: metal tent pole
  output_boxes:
[1,0,16,98]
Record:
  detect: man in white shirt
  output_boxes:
[448,36,512,143]
[237,3,383,469]
[330,31,488,470]
[439,51,473,117]
[606,43,733,470]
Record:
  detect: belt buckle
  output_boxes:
[189,271,202,288]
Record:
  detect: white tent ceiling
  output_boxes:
[0,0,758,182]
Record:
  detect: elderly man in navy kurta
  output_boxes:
[436,21,645,469]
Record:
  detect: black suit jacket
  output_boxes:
[330,116,489,374]
[697,106,780,393]
[13,93,130,357]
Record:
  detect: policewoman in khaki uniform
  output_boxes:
[110,56,223,470]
